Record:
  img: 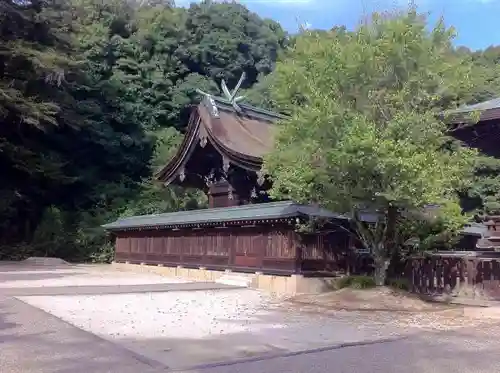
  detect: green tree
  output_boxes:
[74,0,287,132]
[0,0,153,259]
[264,11,477,285]
[70,0,288,226]
[182,0,287,88]
[0,0,287,261]
[0,0,79,245]
[455,45,500,216]
[466,45,500,104]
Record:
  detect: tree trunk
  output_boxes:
[353,206,399,286]
[373,205,398,286]
[385,205,398,257]
[373,241,390,286]
[373,258,389,286]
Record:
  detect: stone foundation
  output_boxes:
[111,262,337,296]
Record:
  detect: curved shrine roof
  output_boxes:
[156,96,286,184]
[197,104,273,159]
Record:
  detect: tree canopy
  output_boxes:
[262,11,479,284]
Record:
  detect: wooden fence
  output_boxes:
[407,255,500,301]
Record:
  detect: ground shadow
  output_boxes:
[0,262,75,272]
[112,306,407,370]
[0,301,20,332]
[0,272,77,282]
[0,297,165,373]
[114,320,500,373]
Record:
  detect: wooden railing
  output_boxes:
[407,254,500,301]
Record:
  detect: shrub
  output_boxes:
[386,278,410,291]
[89,241,115,263]
[337,275,376,289]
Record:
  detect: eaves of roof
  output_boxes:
[102,201,349,232]
[445,97,500,125]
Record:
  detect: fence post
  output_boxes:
[466,259,476,298]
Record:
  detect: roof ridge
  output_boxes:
[116,201,296,222]
[103,200,347,231]
[210,96,287,120]
[448,96,500,114]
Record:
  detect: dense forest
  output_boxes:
[0,0,286,261]
[1,0,500,263]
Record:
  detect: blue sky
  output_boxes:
[178,0,500,50]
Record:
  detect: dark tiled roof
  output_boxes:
[450,97,500,114]
[102,201,348,232]
[476,237,496,250]
[461,223,489,237]
[446,97,500,124]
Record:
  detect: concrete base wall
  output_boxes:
[111,262,337,296]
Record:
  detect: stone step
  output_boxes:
[215,272,255,287]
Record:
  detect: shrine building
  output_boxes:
[103,79,356,276]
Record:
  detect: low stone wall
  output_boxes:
[111,262,224,281]
[111,262,337,296]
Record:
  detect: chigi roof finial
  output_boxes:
[221,72,246,113]
[197,72,247,114]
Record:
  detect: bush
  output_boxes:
[337,275,376,289]
[0,243,35,261]
[89,241,115,263]
[386,278,410,291]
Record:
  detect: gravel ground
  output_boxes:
[9,262,499,372]
[20,290,276,339]
[288,301,500,332]
[18,289,405,370]
[6,292,500,373]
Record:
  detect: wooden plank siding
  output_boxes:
[114,225,351,275]
[299,231,350,274]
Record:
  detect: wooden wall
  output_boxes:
[299,231,351,274]
[115,225,297,274]
[114,224,351,275]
